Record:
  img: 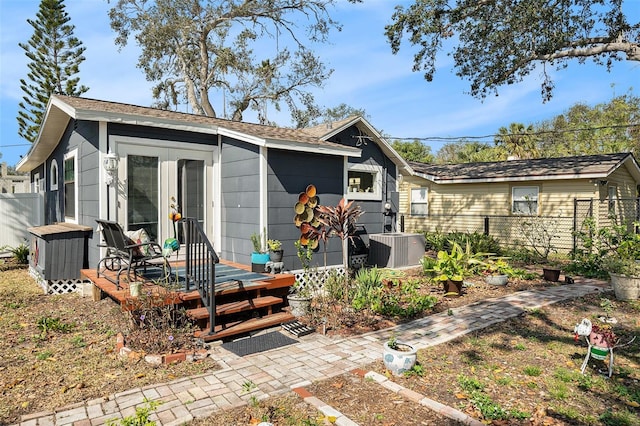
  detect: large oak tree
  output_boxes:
[385,0,639,101]
[109,0,360,126]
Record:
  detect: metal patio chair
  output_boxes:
[96,219,170,289]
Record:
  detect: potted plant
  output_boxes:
[483,257,512,286]
[267,239,283,262]
[427,241,484,296]
[286,240,315,317]
[287,280,314,317]
[542,266,561,282]
[382,334,417,376]
[250,232,270,273]
[602,243,640,301]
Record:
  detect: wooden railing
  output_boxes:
[181,218,219,336]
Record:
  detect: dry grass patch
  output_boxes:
[0,268,219,424]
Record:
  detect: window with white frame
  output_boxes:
[512,186,539,215]
[608,185,617,214]
[64,151,77,221]
[410,187,428,216]
[50,159,58,190]
[347,163,382,200]
[33,173,41,193]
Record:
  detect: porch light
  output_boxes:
[103,151,119,186]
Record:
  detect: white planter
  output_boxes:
[129,281,142,297]
[287,294,311,317]
[609,273,639,301]
[383,341,417,376]
[484,274,508,286]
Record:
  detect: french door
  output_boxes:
[116,142,214,245]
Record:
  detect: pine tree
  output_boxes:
[18,0,88,143]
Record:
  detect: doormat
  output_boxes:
[281,320,316,337]
[221,331,298,357]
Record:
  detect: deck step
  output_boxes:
[194,311,296,341]
[186,296,283,320]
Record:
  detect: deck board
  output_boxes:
[81,259,295,340]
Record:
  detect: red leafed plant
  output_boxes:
[590,323,618,348]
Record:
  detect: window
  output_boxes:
[33,173,41,193]
[64,152,77,221]
[50,159,58,190]
[410,187,428,216]
[608,185,617,214]
[347,163,382,200]
[127,155,159,240]
[512,186,538,215]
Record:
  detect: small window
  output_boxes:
[410,187,428,216]
[347,163,382,200]
[608,185,617,214]
[512,186,538,215]
[33,173,41,193]
[64,152,77,221]
[50,159,58,190]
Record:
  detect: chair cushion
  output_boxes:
[124,228,151,256]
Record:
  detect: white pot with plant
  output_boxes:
[602,251,640,301]
[287,240,316,317]
[483,257,512,286]
[383,334,417,376]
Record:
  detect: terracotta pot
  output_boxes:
[443,279,463,296]
[543,268,561,282]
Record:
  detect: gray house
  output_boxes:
[17,95,410,272]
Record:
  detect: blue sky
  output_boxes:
[1,0,638,167]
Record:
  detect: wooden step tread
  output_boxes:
[194,311,295,341]
[186,296,283,320]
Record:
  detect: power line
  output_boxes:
[387,123,640,143]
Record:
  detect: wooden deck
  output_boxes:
[82,259,296,340]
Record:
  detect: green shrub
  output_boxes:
[423,230,502,255]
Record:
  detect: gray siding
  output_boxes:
[267,149,344,269]
[38,119,100,269]
[109,123,216,145]
[333,126,399,235]
[220,137,261,263]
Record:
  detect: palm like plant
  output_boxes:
[316,198,363,303]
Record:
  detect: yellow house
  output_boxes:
[399,153,640,254]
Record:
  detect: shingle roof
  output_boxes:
[408,153,638,183]
[55,95,345,147]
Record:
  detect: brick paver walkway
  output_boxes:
[13,278,607,426]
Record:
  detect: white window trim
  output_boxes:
[410,187,428,216]
[347,163,383,201]
[64,150,78,224]
[608,185,617,213]
[512,186,539,215]
[33,172,41,193]
[50,159,58,190]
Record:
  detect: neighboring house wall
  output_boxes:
[220,138,261,265]
[0,163,30,193]
[400,164,640,254]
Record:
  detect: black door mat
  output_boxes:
[281,320,315,337]
[221,331,298,357]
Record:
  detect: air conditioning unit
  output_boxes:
[368,233,425,268]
